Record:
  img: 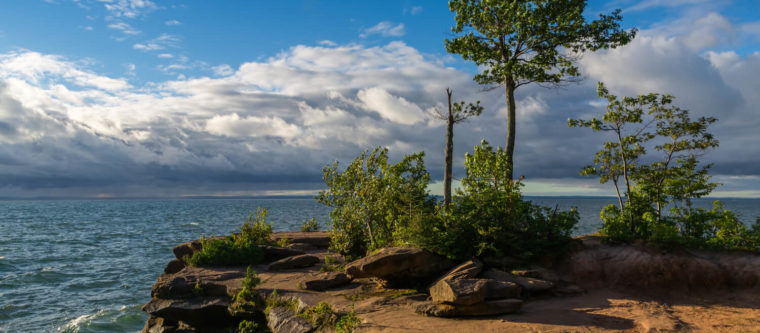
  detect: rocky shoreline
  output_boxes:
[142,232,760,332]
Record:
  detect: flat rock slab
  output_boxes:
[299,272,351,291]
[267,306,315,333]
[417,298,523,317]
[346,247,453,286]
[260,245,306,262]
[142,297,232,325]
[268,254,320,271]
[485,280,521,300]
[431,259,483,286]
[151,266,245,299]
[482,269,554,293]
[430,278,489,305]
[272,232,330,249]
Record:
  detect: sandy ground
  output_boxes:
[251,250,760,333]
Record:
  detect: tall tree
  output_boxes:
[446,0,636,180]
[432,88,483,210]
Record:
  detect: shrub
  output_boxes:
[186,208,273,267]
[336,306,361,333]
[300,218,321,232]
[317,147,436,259]
[438,141,579,261]
[236,320,260,333]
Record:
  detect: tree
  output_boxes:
[569,82,721,240]
[446,0,636,180]
[432,88,483,210]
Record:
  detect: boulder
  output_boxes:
[142,297,232,326]
[151,267,245,299]
[299,272,351,291]
[267,307,315,333]
[429,279,489,305]
[485,280,521,300]
[553,284,585,296]
[268,254,320,271]
[512,267,560,283]
[482,269,554,294]
[481,256,520,269]
[172,236,227,261]
[345,247,453,287]
[259,245,306,262]
[416,298,523,317]
[431,259,483,285]
[164,259,185,275]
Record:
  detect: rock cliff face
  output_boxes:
[142,233,760,333]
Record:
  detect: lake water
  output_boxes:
[1,197,758,332]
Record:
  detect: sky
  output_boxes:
[0,0,759,199]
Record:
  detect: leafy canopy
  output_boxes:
[446,0,636,87]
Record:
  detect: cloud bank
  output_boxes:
[0,11,759,198]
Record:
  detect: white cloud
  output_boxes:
[410,6,423,15]
[626,0,712,12]
[360,21,405,38]
[98,0,157,18]
[133,33,181,51]
[357,87,425,125]
[157,53,174,59]
[212,64,234,76]
[165,20,181,26]
[205,113,302,139]
[107,21,141,35]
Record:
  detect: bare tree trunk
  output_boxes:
[444,89,454,210]
[505,76,516,181]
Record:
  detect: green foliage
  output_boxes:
[320,255,345,272]
[234,267,262,305]
[446,0,636,179]
[317,147,436,259]
[570,84,759,252]
[446,0,636,87]
[336,306,361,333]
[430,141,579,260]
[186,208,273,267]
[299,302,337,328]
[192,281,203,297]
[236,320,260,333]
[300,217,321,232]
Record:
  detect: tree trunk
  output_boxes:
[444,89,454,210]
[505,76,516,181]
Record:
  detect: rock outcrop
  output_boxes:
[345,247,453,287]
[299,272,351,291]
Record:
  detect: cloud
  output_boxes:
[357,87,425,125]
[1,8,760,198]
[157,53,174,59]
[133,33,181,51]
[165,20,181,26]
[107,21,141,35]
[360,21,405,38]
[626,0,712,12]
[405,6,423,15]
[98,0,157,18]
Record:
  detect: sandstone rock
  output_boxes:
[481,256,520,269]
[512,267,560,283]
[432,259,483,285]
[172,236,227,261]
[142,297,232,326]
[271,232,330,249]
[164,259,185,275]
[416,298,523,317]
[430,278,489,305]
[299,272,351,291]
[259,245,306,262]
[482,269,554,294]
[267,307,315,333]
[345,247,453,287]
[268,254,320,271]
[151,267,245,299]
[485,280,521,300]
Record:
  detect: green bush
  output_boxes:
[435,141,579,261]
[236,320,260,333]
[336,306,361,333]
[186,208,272,267]
[300,218,321,232]
[317,142,579,263]
[317,147,436,259]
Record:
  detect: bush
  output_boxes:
[186,208,273,267]
[317,147,436,259]
[436,141,579,261]
[300,218,320,232]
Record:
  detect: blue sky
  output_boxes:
[0,0,759,198]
